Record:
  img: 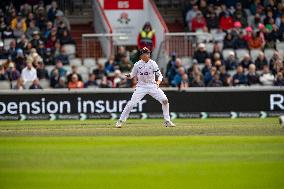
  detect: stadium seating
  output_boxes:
[0,81,11,89]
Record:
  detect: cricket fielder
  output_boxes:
[116,47,175,128]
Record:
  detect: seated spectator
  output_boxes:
[0,41,9,59]
[279,15,284,41]
[43,48,54,65]
[244,26,253,41]
[191,11,207,32]
[104,55,117,74]
[21,61,37,83]
[186,4,199,31]
[269,51,281,70]
[219,65,231,86]
[119,55,133,72]
[259,65,275,86]
[59,30,75,45]
[208,72,223,87]
[248,32,264,49]
[29,79,43,89]
[43,21,53,39]
[14,49,26,71]
[265,24,279,48]
[36,62,49,80]
[223,32,234,49]
[171,67,186,87]
[193,43,209,63]
[67,65,82,82]
[191,73,205,87]
[11,12,26,32]
[115,46,127,62]
[210,43,223,62]
[30,31,42,49]
[271,59,283,75]
[5,62,20,81]
[47,1,58,22]
[2,25,14,39]
[167,57,182,84]
[233,31,248,49]
[55,77,67,88]
[99,76,112,88]
[93,63,106,80]
[84,74,98,88]
[54,46,69,65]
[112,70,123,88]
[45,30,57,50]
[0,65,7,80]
[206,12,219,31]
[26,20,40,39]
[68,74,84,89]
[8,39,17,61]
[254,52,268,70]
[233,2,247,25]
[274,72,284,86]
[180,74,189,89]
[233,65,247,86]
[204,66,217,86]
[219,11,234,30]
[51,60,67,77]
[247,64,260,86]
[224,51,238,70]
[54,10,70,31]
[202,58,212,75]
[240,54,253,70]
[50,68,60,88]
[188,63,202,84]
[212,29,226,42]
[13,77,25,90]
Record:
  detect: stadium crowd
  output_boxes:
[0,0,283,90]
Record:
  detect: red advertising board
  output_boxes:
[104,0,144,10]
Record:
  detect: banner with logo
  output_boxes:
[0,89,283,120]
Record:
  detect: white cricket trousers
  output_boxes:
[119,85,170,121]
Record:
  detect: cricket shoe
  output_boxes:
[164,120,176,127]
[115,120,124,128]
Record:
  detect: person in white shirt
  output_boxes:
[116,47,175,128]
[259,65,275,86]
[21,61,37,83]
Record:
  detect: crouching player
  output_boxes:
[116,47,175,128]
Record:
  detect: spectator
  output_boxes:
[68,74,84,89]
[29,79,43,89]
[115,46,126,63]
[2,25,14,39]
[55,77,67,88]
[271,59,283,75]
[254,52,268,70]
[5,62,20,81]
[171,67,186,87]
[54,46,69,65]
[119,55,132,72]
[16,35,28,53]
[204,66,217,86]
[269,51,281,70]
[13,77,25,90]
[84,74,98,88]
[202,58,212,75]
[0,65,7,80]
[233,31,248,49]
[248,32,264,49]
[137,22,156,51]
[0,41,9,59]
[223,32,235,49]
[193,43,209,63]
[167,58,182,84]
[59,30,75,45]
[208,72,223,87]
[180,74,189,89]
[47,1,58,22]
[104,55,117,74]
[259,65,275,86]
[36,62,49,80]
[191,73,205,87]
[191,11,207,32]
[166,53,177,80]
[21,61,37,83]
[240,54,253,70]
[43,21,53,39]
[51,60,66,77]
[30,31,42,49]
[186,4,199,31]
[67,65,82,82]
[14,49,26,71]
[99,76,112,88]
[247,64,260,86]
[93,63,106,80]
[233,2,248,27]
[206,12,219,31]
[244,26,253,41]
[224,51,238,70]
[219,65,231,86]
[112,70,123,88]
[11,12,26,32]
[274,72,284,86]
[54,10,70,31]
[219,11,234,30]
[233,65,247,86]
[50,68,60,88]
[26,20,40,39]
[278,15,284,41]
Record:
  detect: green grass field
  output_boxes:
[0,118,284,189]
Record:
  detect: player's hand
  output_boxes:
[125,73,130,78]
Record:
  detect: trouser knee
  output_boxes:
[162,99,168,105]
